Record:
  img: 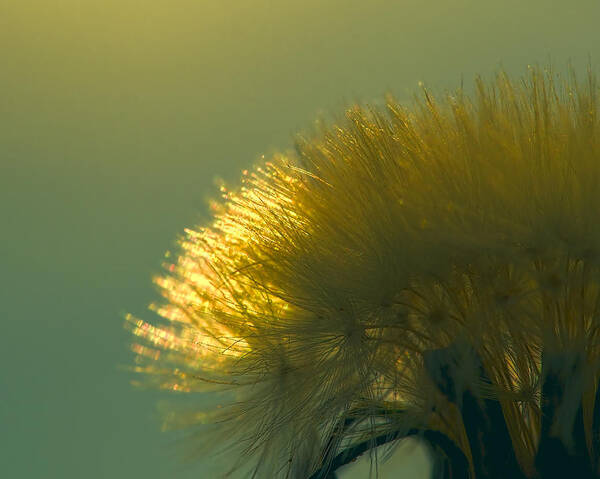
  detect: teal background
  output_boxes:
[2,1,600,477]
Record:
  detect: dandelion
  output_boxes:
[127,65,600,478]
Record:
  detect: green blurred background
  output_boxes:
[2,1,600,477]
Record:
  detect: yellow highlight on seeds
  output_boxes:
[127,65,600,478]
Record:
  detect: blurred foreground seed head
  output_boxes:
[127,66,600,478]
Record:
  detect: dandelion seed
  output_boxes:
[127,65,600,478]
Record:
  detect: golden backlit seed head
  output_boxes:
[128,66,600,477]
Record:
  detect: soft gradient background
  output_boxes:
[2,1,600,478]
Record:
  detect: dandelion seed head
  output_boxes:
[127,65,600,477]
